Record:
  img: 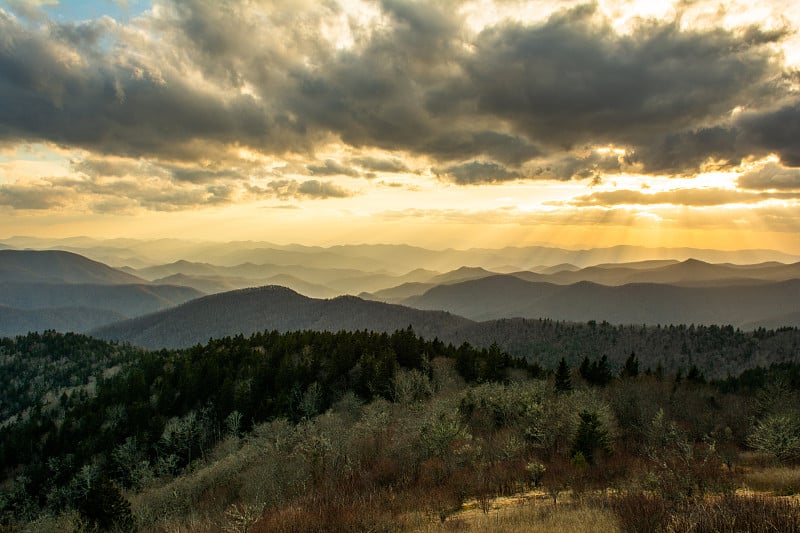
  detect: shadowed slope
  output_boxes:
[92,286,473,349]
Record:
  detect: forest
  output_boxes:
[1,327,800,532]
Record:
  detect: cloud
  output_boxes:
[306,159,361,177]
[351,156,410,173]
[0,183,68,209]
[377,201,800,233]
[737,103,800,167]
[0,0,797,189]
[296,179,351,198]
[531,150,625,181]
[739,163,800,190]
[565,187,800,207]
[252,179,353,200]
[436,161,520,184]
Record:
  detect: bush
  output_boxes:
[747,412,800,463]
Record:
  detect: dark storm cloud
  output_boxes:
[739,163,800,190]
[421,131,541,166]
[453,5,791,173]
[0,9,303,160]
[0,1,798,183]
[737,102,800,167]
[627,127,743,174]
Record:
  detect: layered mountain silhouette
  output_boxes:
[4,237,798,273]
[89,283,800,380]
[0,305,127,338]
[92,286,472,349]
[401,274,800,327]
[0,250,146,284]
[0,250,203,334]
[363,259,800,302]
[3,247,799,343]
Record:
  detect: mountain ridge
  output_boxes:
[92,285,473,349]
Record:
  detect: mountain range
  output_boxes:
[0,250,203,335]
[3,236,798,271]
[90,284,800,380]
[1,246,799,346]
[92,286,472,349]
[400,274,800,329]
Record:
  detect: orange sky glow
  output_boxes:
[1,0,799,254]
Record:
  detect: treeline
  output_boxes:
[461,319,800,379]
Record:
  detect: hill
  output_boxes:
[0,282,204,335]
[88,283,800,379]
[402,275,800,327]
[508,259,800,287]
[0,250,146,284]
[0,305,128,337]
[92,286,473,349]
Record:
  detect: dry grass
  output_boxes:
[743,466,800,495]
[406,497,619,533]
[667,494,800,533]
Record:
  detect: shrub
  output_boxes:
[747,412,800,463]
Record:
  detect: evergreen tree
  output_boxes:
[620,351,639,378]
[571,410,610,465]
[580,355,613,387]
[555,358,572,393]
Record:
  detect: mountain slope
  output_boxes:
[92,286,474,349]
[0,282,203,316]
[402,275,561,320]
[0,305,128,337]
[509,259,800,287]
[0,250,146,284]
[403,275,800,327]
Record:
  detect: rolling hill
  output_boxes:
[92,286,474,349]
[0,250,146,284]
[401,275,800,327]
[0,250,205,335]
[0,305,128,337]
[88,283,800,379]
[0,282,202,317]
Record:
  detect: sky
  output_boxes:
[0,0,799,253]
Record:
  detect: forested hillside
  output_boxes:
[92,285,800,379]
[91,286,473,348]
[453,318,800,380]
[2,329,800,532]
[0,329,524,531]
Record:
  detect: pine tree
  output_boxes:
[571,410,610,465]
[620,351,639,378]
[555,357,572,393]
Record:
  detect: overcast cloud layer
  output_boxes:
[0,0,798,230]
